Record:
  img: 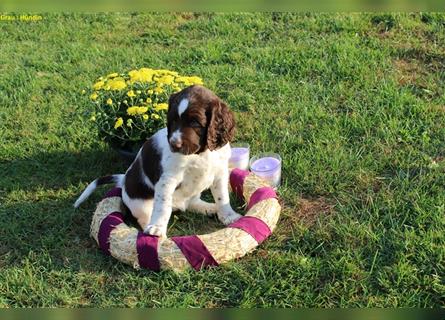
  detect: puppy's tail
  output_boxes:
[74,174,124,208]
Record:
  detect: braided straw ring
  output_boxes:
[90,168,281,272]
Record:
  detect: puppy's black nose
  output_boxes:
[172,141,182,149]
[169,139,183,152]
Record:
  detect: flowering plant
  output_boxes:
[84,68,204,150]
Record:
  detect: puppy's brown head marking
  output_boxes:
[167,85,236,155]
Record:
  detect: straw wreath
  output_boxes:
[90,168,281,272]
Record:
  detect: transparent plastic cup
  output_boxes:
[229,143,250,170]
[249,152,282,188]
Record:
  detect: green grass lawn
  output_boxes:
[0,12,444,307]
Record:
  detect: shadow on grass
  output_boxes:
[0,194,246,273]
[0,147,248,273]
[0,147,126,272]
[0,147,125,194]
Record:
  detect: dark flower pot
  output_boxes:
[110,141,144,166]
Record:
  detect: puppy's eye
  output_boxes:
[189,120,202,128]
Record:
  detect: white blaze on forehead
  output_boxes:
[177,98,189,117]
[170,130,182,143]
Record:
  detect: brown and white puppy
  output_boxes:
[74,85,241,237]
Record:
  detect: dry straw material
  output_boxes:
[90,170,281,272]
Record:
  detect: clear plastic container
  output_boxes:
[229,143,250,170]
[249,152,282,188]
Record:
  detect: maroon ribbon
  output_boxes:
[229,168,250,199]
[136,232,160,271]
[104,187,122,199]
[98,212,124,255]
[171,235,218,270]
[229,216,272,244]
[247,187,277,210]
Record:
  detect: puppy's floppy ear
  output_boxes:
[167,91,180,137]
[168,91,179,112]
[206,99,236,151]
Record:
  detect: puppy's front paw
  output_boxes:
[218,209,242,225]
[201,203,217,216]
[144,224,167,238]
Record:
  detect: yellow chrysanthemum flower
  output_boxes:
[154,80,164,87]
[187,76,204,85]
[142,114,149,120]
[108,79,127,90]
[127,90,136,97]
[154,103,168,111]
[175,76,204,86]
[158,75,174,85]
[114,117,123,129]
[127,106,148,116]
[151,114,160,120]
[140,67,154,73]
[128,70,138,78]
[93,81,105,90]
[174,76,188,84]
[126,106,139,116]
[155,69,178,76]
[147,89,154,95]
[129,68,154,83]
[106,98,113,105]
[90,92,98,101]
[137,106,148,114]
[154,87,163,94]
[146,98,152,104]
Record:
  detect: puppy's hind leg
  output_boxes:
[188,195,217,216]
[124,198,154,232]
